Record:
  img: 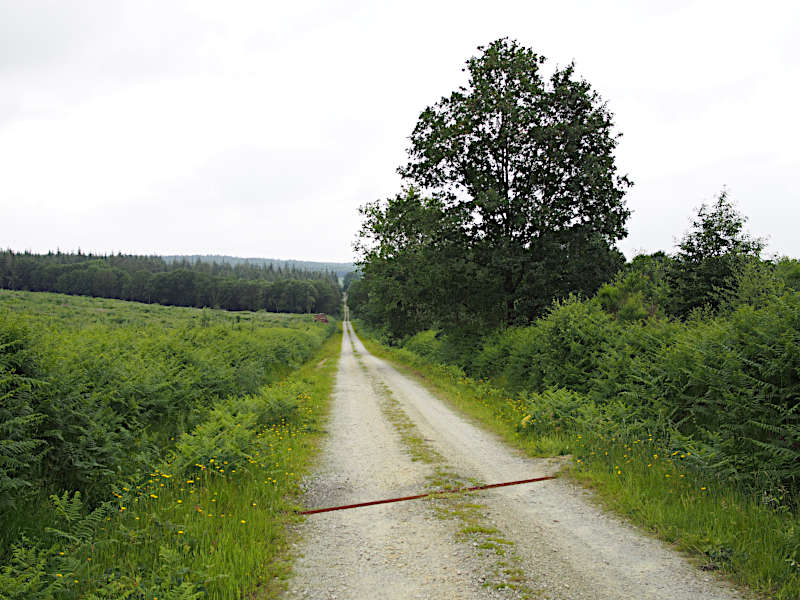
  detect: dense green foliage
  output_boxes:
[163,255,354,280]
[356,295,800,597]
[351,186,800,598]
[354,39,630,334]
[0,251,341,314]
[0,291,333,510]
[341,270,360,292]
[0,291,337,599]
[0,318,44,509]
[394,289,800,497]
[667,191,765,317]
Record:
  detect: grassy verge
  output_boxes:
[352,322,799,600]
[3,325,342,600]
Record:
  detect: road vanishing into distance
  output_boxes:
[284,319,743,600]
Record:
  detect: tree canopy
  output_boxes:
[668,190,764,316]
[0,250,342,315]
[355,39,630,335]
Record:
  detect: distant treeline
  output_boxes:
[162,255,354,279]
[0,251,342,314]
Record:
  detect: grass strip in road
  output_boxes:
[352,323,799,600]
[354,352,541,597]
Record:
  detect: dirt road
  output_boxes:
[283,321,743,599]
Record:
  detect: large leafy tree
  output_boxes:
[399,38,630,326]
[356,39,631,333]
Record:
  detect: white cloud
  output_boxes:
[1,0,798,261]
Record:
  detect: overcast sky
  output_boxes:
[2,0,798,262]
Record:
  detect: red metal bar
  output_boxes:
[298,475,555,515]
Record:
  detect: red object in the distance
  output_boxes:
[313,313,328,323]
[298,475,555,515]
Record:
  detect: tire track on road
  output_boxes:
[284,322,522,599]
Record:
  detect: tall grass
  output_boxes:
[0,291,340,598]
[59,332,339,599]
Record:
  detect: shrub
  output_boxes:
[646,295,800,493]
[173,382,309,475]
[0,316,45,511]
[776,258,800,291]
[501,296,616,393]
[403,330,443,362]
[516,388,593,436]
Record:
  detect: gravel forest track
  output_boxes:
[283,320,744,600]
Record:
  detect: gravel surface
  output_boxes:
[282,322,745,600]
